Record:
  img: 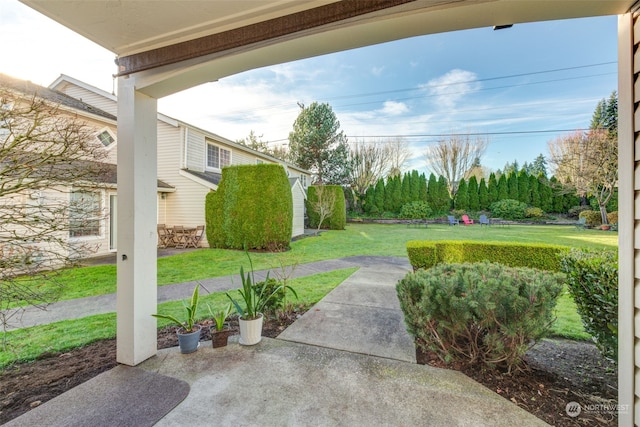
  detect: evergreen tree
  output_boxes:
[517,169,530,205]
[497,174,508,201]
[401,172,411,207]
[436,175,451,213]
[507,172,519,200]
[409,170,421,202]
[468,176,480,211]
[530,154,548,177]
[487,172,498,204]
[418,173,428,203]
[478,178,489,210]
[426,173,438,209]
[539,176,553,213]
[384,176,395,212]
[549,177,564,213]
[529,174,541,208]
[455,178,469,210]
[363,185,376,213]
[374,178,385,213]
[391,175,403,212]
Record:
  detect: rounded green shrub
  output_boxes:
[306,185,346,230]
[399,201,432,219]
[568,205,591,219]
[396,262,564,372]
[559,249,617,361]
[578,210,601,227]
[489,199,527,220]
[607,211,618,224]
[205,164,293,251]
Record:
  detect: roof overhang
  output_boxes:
[21,0,635,98]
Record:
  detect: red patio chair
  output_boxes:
[461,214,474,225]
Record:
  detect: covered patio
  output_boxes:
[19,0,638,425]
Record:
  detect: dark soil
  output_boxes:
[0,311,617,426]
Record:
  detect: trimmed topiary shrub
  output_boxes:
[559,249,618,361]
[578,210,601,227]
[397,262,564,372]
[306,185,346,230]
[205,164,293,251]
[406,240,567,272]
[489,199,527,220]
[399,201,432,219]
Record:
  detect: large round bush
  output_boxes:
[489,199,527,220]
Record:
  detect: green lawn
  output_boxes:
[2,223,613,367]
[16,223,617,305]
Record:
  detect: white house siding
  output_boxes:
[290,179,306,237]
[231,150,254,165]
[53,81,117,116]
[186,128,206,171]
[157,121,209,232]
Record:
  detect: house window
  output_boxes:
[69,190,101,238]
[206,143,231,170]
[300,175,307,187]
[96,129,115,147]
[256,159,264,165]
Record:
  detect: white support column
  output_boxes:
[116,75,158,366]
[618,12,635,427]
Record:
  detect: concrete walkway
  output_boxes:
[6,256,549,426]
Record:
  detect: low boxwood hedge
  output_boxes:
[406,240,568,272]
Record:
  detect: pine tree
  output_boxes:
[363,185,376,213]
[539,176,553,212]
[468,176,479,211]
[455,178,469,210]
[426,173,438,209]
[549,177,564,213]
[487,172,498,204]
[391,175,403,213]
[530,154,548,177]
[507,172,519,200]
[517,169,530,205]
[497,174,508,201]
[384,176,395,212]
[478,178,489,210]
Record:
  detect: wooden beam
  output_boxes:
[115,0,418,76]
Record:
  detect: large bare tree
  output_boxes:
[548,129,617,224]
[1,79,109,342]
[386,137,410,177]
[424,133,488,196]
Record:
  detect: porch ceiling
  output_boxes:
[21,0,635,97]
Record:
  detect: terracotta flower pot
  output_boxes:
[211,327,231,348]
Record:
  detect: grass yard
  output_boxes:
[15,223,617,305]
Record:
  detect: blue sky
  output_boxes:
[2,0,618,174]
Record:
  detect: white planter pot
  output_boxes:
[239,314,263,345]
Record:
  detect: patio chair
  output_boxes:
[186,225,205,248]
[447,215,458,226]
[479,215,490,226]
[575,217,587,229]
[173,225,188,248]
[157,224,173,248]
[461,214,474,225]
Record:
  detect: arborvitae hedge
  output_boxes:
[205,164,292,251]
[306,185,346,230]
[406,240,568,272]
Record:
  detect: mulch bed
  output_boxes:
[0,311,617,426]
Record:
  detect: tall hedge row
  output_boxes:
[406,240,567,272]
[306,185,346,230]
[205,164,292,251]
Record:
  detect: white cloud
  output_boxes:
[371,66,385,77]
[421,69,481,109]
[379,101,409,116]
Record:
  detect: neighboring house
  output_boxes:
[49,74,310,253]
[0,73,174,261]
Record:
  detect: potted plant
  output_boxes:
[208,302,233,348]
[226,253,283,345]
[152,284,201,354]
